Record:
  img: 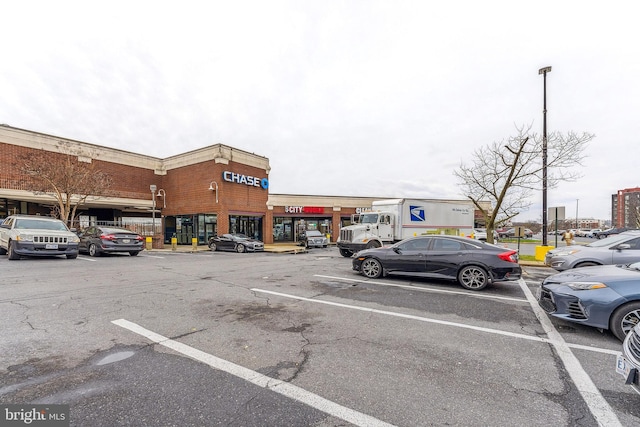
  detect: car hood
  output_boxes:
[544,264,640,284]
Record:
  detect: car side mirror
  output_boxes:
[393,247,401,253]
[616,243,631,251]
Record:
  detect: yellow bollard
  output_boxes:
[535,245,554,262]
[171,237,177,251]
[146,236,153,251]
[192,237,198,251]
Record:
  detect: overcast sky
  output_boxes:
[2,1,638,224]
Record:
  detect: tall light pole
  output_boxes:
[576,199,579,229]
[539,66,552,246]
[150,184,157,235]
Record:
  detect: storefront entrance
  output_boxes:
[229,215,263,241]
[170,214,217,245]
[273,216,332,243]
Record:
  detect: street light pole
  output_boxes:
[539,66,552,246]
[150,184,157,235]
[576,199,579,229]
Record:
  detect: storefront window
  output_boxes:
[273,216,332,243]
[229,215,263,241]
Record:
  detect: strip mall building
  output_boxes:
[1,125,389,246]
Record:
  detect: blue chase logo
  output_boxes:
[410,205,425,222]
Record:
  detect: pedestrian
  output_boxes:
[562,229,574,246]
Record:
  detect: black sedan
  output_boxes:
[352,235,521,291]
[78,226,144,256]
[208,233,264,253]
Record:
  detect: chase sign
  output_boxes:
[223,171,269,190]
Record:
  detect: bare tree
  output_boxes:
[20,142,113,225]
[454,124,594,243]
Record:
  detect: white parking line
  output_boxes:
[517,279,621,426]
[254,286,623,426]
[313,275,528,303]
[252,288,550,344]
[112,319,396,427]
[76,256,97,262]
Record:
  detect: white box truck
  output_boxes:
[337,198,475,257]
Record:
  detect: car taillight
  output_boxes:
[100,234,116,241]
[498,250,518,263]
[135,235,144,241]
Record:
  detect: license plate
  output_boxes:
[616,354,631,378]
[45,244,58,249]
[121,239,130,243]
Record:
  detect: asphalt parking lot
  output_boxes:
[0,248,638,426]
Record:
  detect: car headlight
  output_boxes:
[15,234,34,242]
[566,282,608,290]
[69,235,80,243]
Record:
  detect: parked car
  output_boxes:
[596,227,636,239]
[0,214,79,260]
[471,228,499,242]
[545,231,640,271]
[617,323,640,394]
[586,228,602,238]
[351,235,521,291]
[498,227,533,239]
[78,226,144,256]
[538,261,640,340]
[299,230,329,248]
[208,233,264,253]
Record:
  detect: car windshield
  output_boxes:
[231,233,249,240]
[15,218,68,231]
[359,213,379,224]
[585,233,635,248]
[306,230,323,237]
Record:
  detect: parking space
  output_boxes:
[0,248,638,426]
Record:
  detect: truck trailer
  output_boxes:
[337,198,475,257]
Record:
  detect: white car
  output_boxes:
[617,323,640,395]
[0,214,79,260]
[472,228,499,242]
[586,228,602,238]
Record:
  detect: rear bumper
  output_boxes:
[100,244,144,253]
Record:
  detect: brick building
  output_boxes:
[613,187,640,228]
[0,125,377,246]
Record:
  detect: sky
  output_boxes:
[2,1,639,224]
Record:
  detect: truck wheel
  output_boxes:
[366,241,381,249]
[0,246,6,255]
[361,258,383,279]
[610,301,640,341]
[8,241,20,260]
[457,265,489,290]
[339,248,353,257]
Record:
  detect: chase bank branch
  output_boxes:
[0,125,377,246]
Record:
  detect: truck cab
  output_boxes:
[337,211,393,257]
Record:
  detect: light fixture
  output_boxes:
[157,189,166,208]
[208,181,218,204]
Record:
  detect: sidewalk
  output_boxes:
[146,243,306,254]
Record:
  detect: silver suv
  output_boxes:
[0,215,79,260]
